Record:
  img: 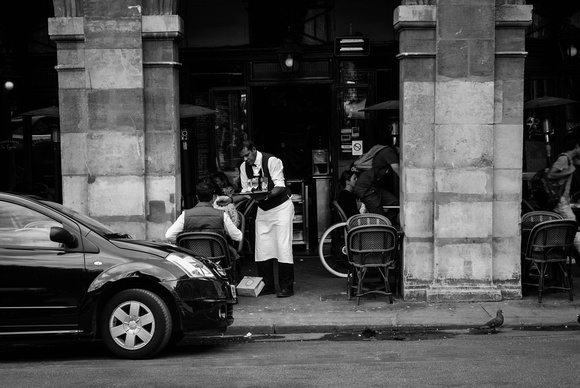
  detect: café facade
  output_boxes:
[7,0,580,302]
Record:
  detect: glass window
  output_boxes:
[0,201,63,248]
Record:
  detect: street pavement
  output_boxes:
[227,254,580,336]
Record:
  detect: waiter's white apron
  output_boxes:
[254,198,294,264]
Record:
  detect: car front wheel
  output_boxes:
[101,289,173,359]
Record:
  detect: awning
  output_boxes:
[524,96,579,110]
[18,106,60,117]
[358,100,399,112]
[180,104,218,118]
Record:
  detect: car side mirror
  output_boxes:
[50,226,78,248]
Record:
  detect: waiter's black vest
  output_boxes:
[245,152,291,211]
[180,202,226,238]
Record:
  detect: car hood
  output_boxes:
[108,239,184,258]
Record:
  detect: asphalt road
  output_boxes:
[1,329,580,387]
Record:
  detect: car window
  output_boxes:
[40,200,118,236]
[0,201,63,248]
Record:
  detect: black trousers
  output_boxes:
[257,259,294,291]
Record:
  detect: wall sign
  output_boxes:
[352,140,363,156]
[334,37,370,57]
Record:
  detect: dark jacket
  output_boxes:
[181,202,225,237]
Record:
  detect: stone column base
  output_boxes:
[426,287,502,303]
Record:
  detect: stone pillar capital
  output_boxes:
[48,17,84,42]
[495,4,533,28]
[142,15,184,40]
[393,5,436,32]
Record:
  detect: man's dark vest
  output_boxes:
[180,202,225,237]
[245,152,291,211]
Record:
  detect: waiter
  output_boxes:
[238,140,295,297]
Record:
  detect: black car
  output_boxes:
[0,192,236,359]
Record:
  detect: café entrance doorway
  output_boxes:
[251,83,332,252]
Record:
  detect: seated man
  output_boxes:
[165,180,243,258]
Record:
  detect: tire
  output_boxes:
[318,222,348,278]
[100,289,173,359]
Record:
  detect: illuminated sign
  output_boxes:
[334,37,370,57]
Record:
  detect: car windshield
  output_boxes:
[40,200,129,238]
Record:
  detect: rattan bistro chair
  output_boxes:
[521,211,563,224]
[521,211,563,252]
[521,219,577,303]
[346,224,399,305]
[176,231,236,283]
[346,213,391,230]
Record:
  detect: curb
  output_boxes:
[225,322,580,336]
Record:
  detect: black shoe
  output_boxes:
[277,288,294,298]
[260,288,276,296]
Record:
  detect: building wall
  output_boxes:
[48,0,533,301]
[49,0,182,240]
[396,1,532,301]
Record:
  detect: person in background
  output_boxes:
[238,140,295,297]
[354,141,400,225]
[372,144,400,194]
[548,130,580,219]
[165,180,242,259]
[354,164,399,225]
[548,130,580,255]
[211,171,241,228]
[337,169,360,219]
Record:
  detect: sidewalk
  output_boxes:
[227,254,580,336]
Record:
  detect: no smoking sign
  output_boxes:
[352,140,363,156]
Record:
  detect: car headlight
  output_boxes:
[166,253,215,278]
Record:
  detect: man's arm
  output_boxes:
[390,163,400,177]
[239,162,252,192]
[223,213,243,242]
[547,155,574,180]
[269,155,289,193]
[165,212,185,243]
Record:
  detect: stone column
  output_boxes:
[142,15,183,239]
[430,0,500,302]
[394,4,437,301]
[49,1,183,240]
[493,3,533,299]
[395,0,532,301]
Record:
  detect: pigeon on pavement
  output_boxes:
[480,309,504,330]
[577,313,580,325]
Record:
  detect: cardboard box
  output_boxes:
[236,276,265,297]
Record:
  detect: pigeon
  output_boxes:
[577,314,580,325]
[479,309,504,330]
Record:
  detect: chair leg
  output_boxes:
[568,262,574,301]
[564,261,573,301]
[537,262,546,303]
[356,267,366,306]
[347,268,353,300]
[381,267,393,304]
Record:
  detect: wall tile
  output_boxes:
[434,124,494,168]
